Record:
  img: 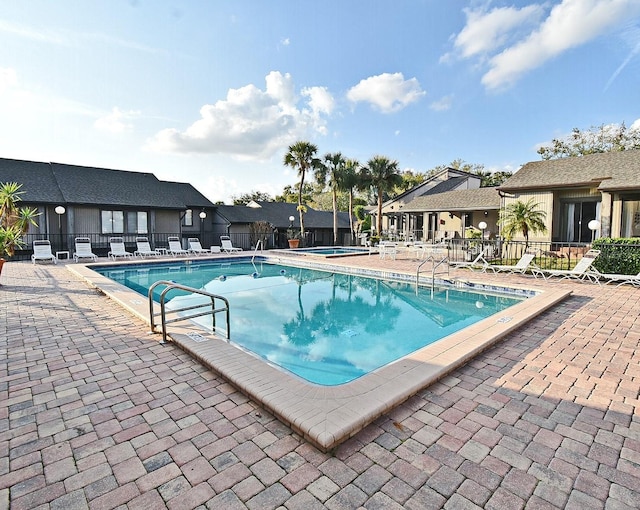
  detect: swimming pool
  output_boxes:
[73,255,570,451]
[276,246,370,258]
[94,259,523,385]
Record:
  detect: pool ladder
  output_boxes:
[148,280,230,343]
[416,255,450,290]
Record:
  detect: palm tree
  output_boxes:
[362,156,402,235]
[339,159,361,244]
[498,198,547,249]
[0,182,39,258]
[318,152,346,245]
[283,141,320,238]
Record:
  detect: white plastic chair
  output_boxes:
[134,237,160,258]
[188,238,209,256]
[73,237,98,262]
[31,240,57,264]
[108,237,133,260]
[168,236,189,257]
[220,235,242,253]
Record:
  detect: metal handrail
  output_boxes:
[148,280,230,343]
[416,254,450,290]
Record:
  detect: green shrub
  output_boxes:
[592,237,640,274]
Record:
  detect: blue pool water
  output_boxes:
[292,247,369,256]
[95,260,524,385]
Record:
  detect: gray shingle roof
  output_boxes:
[499,150,640,192]
[402,187,501,212]
[0,158,215,210]
[0,158,64,204]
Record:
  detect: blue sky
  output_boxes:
[1,0,639,203]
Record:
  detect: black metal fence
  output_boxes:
[11,232,639,273]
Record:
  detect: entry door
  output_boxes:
[560,201,598,242]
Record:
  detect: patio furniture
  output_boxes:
[167,236,189,257]
[188,238,209,256]
[31,240,57,264]
[73,237,98,262]
[220,235,242,253]
[134,237,161,258]
[531,249,600,282]
[108,237,134,260]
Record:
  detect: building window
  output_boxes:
[621,196,640,237]
[101,210,148,234]
[183,209,193,227]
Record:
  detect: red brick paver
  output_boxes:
[0,257,638,509]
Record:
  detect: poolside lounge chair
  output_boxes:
[188,238,209,256]
[378,241,397,260]
[449,252,490,271]
[220,235,242,253]
[587,268,640,287]
[134,237,160,258]
[31,240,57,264]
[485,251,537,274]
[531,249,600,282]
[108,237,133,260]
[73,237,98,262]
[168,236,189,257]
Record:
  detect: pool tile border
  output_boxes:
[68,257,571,452]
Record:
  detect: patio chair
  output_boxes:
[188,238,209,256]
[73,237,98,262]
[449,252,490,271]
[531,249,601,282]
[220,235,242,253]
[31,240,57,264]
[108,237,133,260]
[134,237,160,258]
[167,236,189,257]
[378,241,397,260]
[587,268,640,287]
[485,251,537,274]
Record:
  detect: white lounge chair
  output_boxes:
[134,237,160,258]
[378,241,397,260]
[108,237,133,260]
[531,249,601,282]
[188,238,209,256]
[587,268,640,287]
[220,235,242,253]
[31,240,57,264]
[73,237,98,262]
[449,252,489,271]
[485,251,537,274]
[168,236,189,256]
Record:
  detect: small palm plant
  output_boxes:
[0,182,40,259]
[498,198,547,250]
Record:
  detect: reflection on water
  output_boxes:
[96,261,523,385]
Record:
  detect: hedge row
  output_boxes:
[592,238,640,274]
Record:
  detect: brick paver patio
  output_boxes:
[0,257,638,509]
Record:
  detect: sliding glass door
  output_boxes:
[559,200,599,243]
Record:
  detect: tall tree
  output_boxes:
[361,156,402,235]
[283,141,320,236]
[231,190,273,205]
[339,159,361,243]
[537,122,640,160]
[498,198,547,249]
[317,152,346,245]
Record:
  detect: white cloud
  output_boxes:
[94,107,141,133]
[346,72,425,113]
[452,5,544,59]
[447,0,640,91]
[483,0,640,90]
[430,95,453,111]
[148,71,334,159]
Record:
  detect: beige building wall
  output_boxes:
[501,191,554,242]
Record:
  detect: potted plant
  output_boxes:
[287,226,301,249]
[0,182,40,277]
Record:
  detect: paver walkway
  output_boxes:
[0,257,638,510]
